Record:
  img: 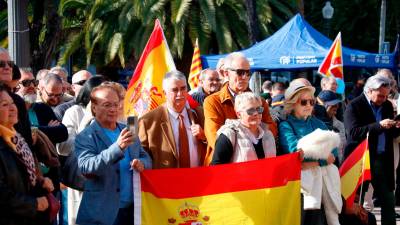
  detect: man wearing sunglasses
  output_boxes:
[54,70,92,121]
[16,68,68,144]
[203,52,277,165]
[38,73,66,108]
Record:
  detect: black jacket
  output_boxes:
[344,94,399,190]
[0,138,39,225]
[31,103,68,144]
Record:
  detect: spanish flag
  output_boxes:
[188,38,202,90]
[124,19,175,117]
[135,153,301,225]
[318,32,344,79]
[339,139,371,208]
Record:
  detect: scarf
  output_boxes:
[0,124,37,186]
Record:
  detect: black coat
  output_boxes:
[0,138,39,225]
[31,103,68,144]
[344,94,399,190]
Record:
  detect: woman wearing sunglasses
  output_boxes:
[210,92,276,165]
[279,82,339,225]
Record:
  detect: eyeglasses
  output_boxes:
[299,99,315,106]
[170,86,187,94]
[227,68,251,77]
[98,102,120,109]
[0,60,14,68]
[207,78,221,82]
[244,106,264,116]
[44,89,64,98]
[20,79,39,87]
[73,80,87,86]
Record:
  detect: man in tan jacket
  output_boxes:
[203,52,277,165]
[138,71,206,169]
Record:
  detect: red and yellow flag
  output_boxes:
[318,32,344,79]
[339,139,371,208]
[188,39,202,90]
[135,153,301,225]
[124,19,175,117]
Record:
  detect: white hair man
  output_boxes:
[189,69,221,105]
[138,70,207,169]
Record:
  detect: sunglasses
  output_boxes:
[0,60,14,68]
[244,106,264,116]
[228,68,251,77]
[299,99,315,106]
[20,79,39,87]
[73,80,87,86]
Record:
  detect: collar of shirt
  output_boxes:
[240,124,265,145]
[167,105,189,120]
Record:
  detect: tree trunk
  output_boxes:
[244,0,259,44]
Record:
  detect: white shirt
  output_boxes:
[167,106,199,167]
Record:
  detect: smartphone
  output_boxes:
[127,116,138,137]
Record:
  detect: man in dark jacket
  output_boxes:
[344,74,400,225]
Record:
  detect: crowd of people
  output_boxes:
[0,47,400,225]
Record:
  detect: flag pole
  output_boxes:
[358,133,369,205]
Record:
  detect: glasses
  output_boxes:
[20,79,39,87]
[73,80,87,86]
[44,89,64,98]
[227,68,251,77]
[0,60,14,68]
[299,99,315,106]
[244,106,264,116]
[170,86,187,94]
[207,78,221,82]
[98,102,120,109]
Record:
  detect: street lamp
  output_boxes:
[322,1,334,38]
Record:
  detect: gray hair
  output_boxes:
[36,69,49,80]
[320,76,336,89]
[224,52,248,70]
[0,47,9,55]
[363,74,391,94]
[234,92,262,112]
[42,72,63,86]
[216,58,225,70]
[199,68,217,81]
[19,67,33,74]
[50,66,69,78]
[162,70,187,91]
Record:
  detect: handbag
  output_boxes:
[46,193,60,222]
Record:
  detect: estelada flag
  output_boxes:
[339,138,371,208]
[134,153,301,225]
[188,38,202,90]
[318,32,344,79]
[124,19,175,117]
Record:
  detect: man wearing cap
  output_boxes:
[344,74,400,225]
[203,52,277,165]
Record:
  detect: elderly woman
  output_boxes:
[210,92,276,165]
[0,84,54,224]
[279,82,339,225]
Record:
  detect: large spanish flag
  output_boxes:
[135,153,301,225]
[339,139,371,208]
[124,19,175,117]
[188,38,202,90]
[318,32,344,79]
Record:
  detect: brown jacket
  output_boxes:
[203,83,278,165]
[138,104,206,169]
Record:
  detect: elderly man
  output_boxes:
[344,74,400,225]
[189,69,221,105]
[138,70,206,169]
[38,73,66,108]
[203,52,277,165]
[54,70,92,120]
[75,84,151,225]
[0,48,32,145]
[320,76,338,92]
[16,68,68,144]
[50,66,74,102]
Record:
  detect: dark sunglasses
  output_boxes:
[0,60,14,68]
[299,99,315,106]
[73,80,87,86]
[245,106,264,116]
[228,68,251,77]
[20,79,39,87]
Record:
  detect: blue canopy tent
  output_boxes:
[201,14,397,70]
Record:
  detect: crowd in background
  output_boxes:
[1,46,400,225]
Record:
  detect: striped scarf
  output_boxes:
[0,124,37,186]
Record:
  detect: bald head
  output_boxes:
[71,70,93,97]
